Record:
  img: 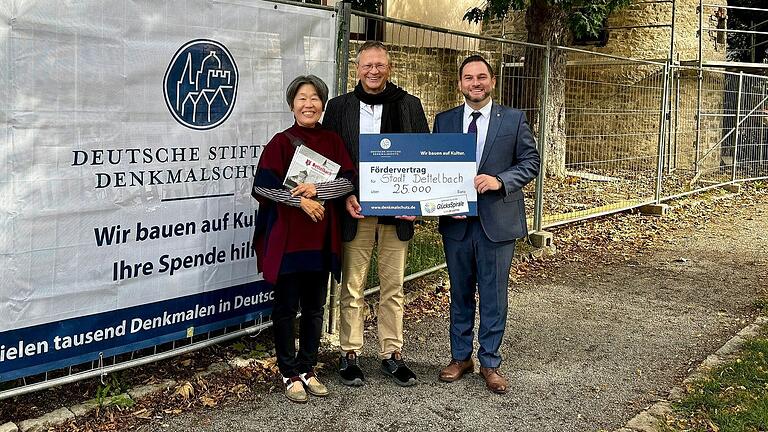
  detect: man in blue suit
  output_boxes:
[433,55,540,394]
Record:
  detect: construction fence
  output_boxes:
[2,0,768,401]
[342,6,768,290]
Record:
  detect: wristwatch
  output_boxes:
[495,176,505,194]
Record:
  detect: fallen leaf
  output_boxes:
[174,381,195,400]
[133,408,152,419]
[200,396,217,407]
[229,383,249,396]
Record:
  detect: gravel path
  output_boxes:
[147,195,768,432]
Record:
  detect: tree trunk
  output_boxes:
[524,0,569,178]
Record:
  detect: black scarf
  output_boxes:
[353,81,407,133]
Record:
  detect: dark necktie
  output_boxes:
[468,111,481,134]
[469,111,483,167]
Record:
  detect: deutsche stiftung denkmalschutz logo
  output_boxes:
[164,39,238,130]
[380,138,392,150]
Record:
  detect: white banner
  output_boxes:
[0,0,336,380]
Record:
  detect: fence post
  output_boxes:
[694,0,704,175]
[533,43,550,232]
[665,66,675,174]
[751,20,756,63]
[667,0,677,171]
[655,62,671,204]
[326,0,352,335]
[668,0,677,64]
[732,72,744,182]
[672,61,681,174]
[334,1,352,98]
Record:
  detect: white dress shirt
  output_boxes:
[360,102,383,134]
[462,100,493,168]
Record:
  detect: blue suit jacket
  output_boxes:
[433,103,540,242]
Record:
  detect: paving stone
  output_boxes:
[18,408,74,432]
[737,323,761,339]
[625,411,662,432]
[69,393,133,417]
[0,422,19,432]
[128,379,176,400]
[715,335,746,356]
[69,399,100,417]
[647,401,672,418]
[700,354,725,370]
[667,386,686,401]
[194,361,232,378]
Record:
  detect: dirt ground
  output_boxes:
[4,185,767,432]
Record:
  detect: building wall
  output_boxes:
[378,0,482,49]
[385,0,481,35]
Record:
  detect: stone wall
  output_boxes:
[341,1,732,174]
[563,64,723,172]
[564,62,666,170]
[481,0,728,63]
[478,0,728,173]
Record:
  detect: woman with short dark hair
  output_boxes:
[251,75,355,403]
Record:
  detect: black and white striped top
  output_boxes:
[252,178,354,207]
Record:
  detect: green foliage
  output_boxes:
[230,339,269,359]
[672,338,768,431]
[245,342,270,359]
[94,373,130,407]
[464,0,632,39]
[464,0,525,23]
[107,393,135,408]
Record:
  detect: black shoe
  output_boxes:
[339,351,365,386]
[381,352,417,387]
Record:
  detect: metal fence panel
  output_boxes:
[734,74,768,180]
[539,48,667,227]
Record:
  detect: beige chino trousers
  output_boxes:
[339,217,408,359]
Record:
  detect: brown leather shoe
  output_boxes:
[479,367,508,394]
[439,358,474,382]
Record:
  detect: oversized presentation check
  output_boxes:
[359,133,478,216]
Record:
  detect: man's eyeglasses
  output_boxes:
[359,63,389,72]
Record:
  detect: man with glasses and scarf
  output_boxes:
[323,41,429,387]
